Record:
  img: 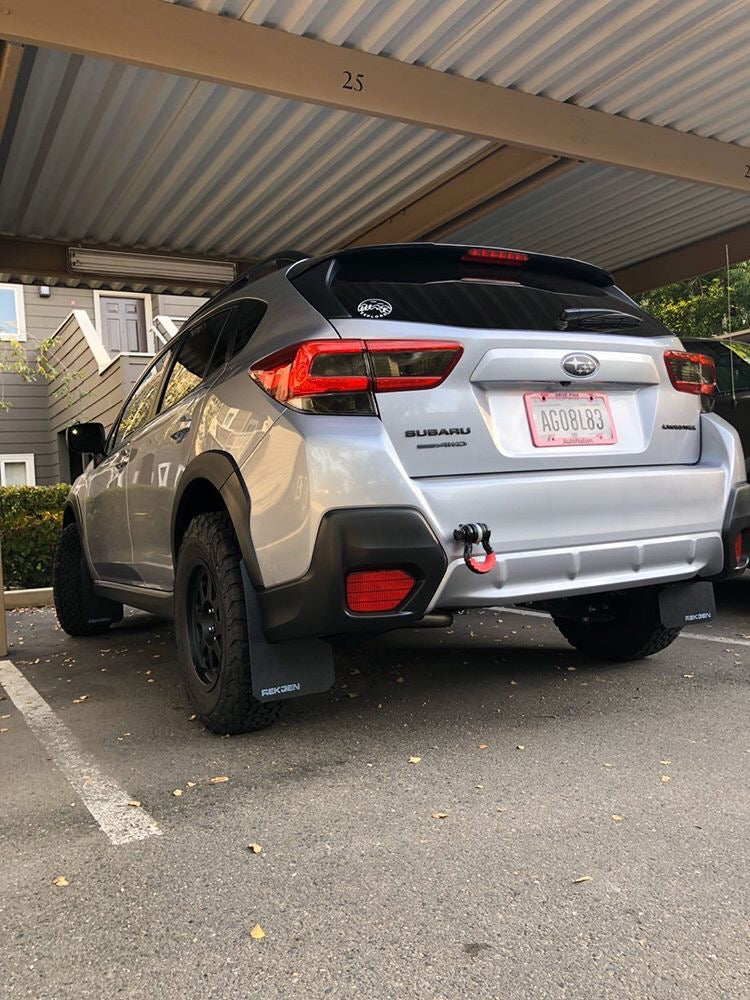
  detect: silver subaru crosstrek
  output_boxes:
[55,244,750,733]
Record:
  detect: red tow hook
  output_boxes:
[454,522,496,575]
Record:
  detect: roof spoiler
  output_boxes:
[288,242,614,288]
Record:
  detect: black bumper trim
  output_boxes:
[256,507,447,641]
[709,481,750,580]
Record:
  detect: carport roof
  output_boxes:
[2,0,750,293]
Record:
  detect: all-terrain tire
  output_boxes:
[174,512,282,734]
[53,522,123,636]
[553,589,681,662]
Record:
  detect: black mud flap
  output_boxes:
[658,581,716,629]
[241,564,335,703]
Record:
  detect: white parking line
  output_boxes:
[0,659,162,845]
[493,607,750,648]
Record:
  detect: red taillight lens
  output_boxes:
[366,340,463,392]
[461,248,529,264]
[346,569,415,613]
[664,350,716,396]
[250,339,462,411]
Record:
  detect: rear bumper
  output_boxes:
[711,481,750,580]
[428,531,723,610]
[257,508,446,641]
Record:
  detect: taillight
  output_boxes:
[250,339,462,413]
[346,569,415,612]
[461,248,529,264]
[664,350,716,396]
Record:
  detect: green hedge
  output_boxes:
[0,485,69,590]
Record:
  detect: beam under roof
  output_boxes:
[345,146,561,247]
[614,222,750,295]
[3,0,750,193]
[0,40,23,144]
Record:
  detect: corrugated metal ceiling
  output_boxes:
[167,0,750,145]
[448,163,750,271]
[1,0,749,273]
[0,46,489,257]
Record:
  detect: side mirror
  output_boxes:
[67,422,106,455]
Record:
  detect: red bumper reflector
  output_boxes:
[734,531,746,567]
[346,569,415,613]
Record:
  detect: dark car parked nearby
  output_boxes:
[693,331,750,472]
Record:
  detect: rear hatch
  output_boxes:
[290,244,705,477]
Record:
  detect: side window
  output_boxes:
[111,353,170,451]
[226,299,267,361]
[159,310,231,413]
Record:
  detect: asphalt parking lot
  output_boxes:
[1,582,749,1000]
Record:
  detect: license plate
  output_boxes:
[524,391,617,447]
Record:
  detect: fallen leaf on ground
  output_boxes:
[128,800,141,808]
[188,714,197,721]
[0,728,8,734]
[516,745,525,751]
[683,673,694,679]
[478,744,489,750]
[172,788,183,797]
[250,923,266,940]
[209,776,229,784]
[186,781,196,788]
[347,692,359,699]
[572,875,592,884]
[72,695,89,704]
[431,811,448,820]
[395,676,405,684]
[660,775,672,783]
[0,714,10,719]
[602,763,614,768]
[660,760,672,765]
[408,756,422,764]
[248,843,262,854]
[611,815,623,822]
[52,876,69,888]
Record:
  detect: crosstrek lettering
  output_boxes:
[405,427,471,438]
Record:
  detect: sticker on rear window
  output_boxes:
[357,298,392,319]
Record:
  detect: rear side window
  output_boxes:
[160,309,231,412]
[292,246,671,337]
[224,299,267,361]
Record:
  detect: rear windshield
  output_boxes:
[291,246,671,337]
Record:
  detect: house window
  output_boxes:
[0,283,26,341]
[0,454,35,486]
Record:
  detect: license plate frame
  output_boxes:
[524,391,617,448]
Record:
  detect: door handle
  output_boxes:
[170,417,192,443]
[114,450,130,471]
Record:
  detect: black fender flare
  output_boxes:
[171,451,263,588]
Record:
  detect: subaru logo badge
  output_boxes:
[561,353,599,378]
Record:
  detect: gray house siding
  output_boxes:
[0,283,202,486]
[152,294,206,323]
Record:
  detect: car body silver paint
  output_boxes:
[73,253,747,614]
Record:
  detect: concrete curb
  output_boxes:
[4,588,54,609]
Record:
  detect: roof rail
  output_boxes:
[190,249,310,321]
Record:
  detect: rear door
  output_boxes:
[125,307,235,590]
[301,246,703,478]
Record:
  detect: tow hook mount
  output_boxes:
[454,522,496,575]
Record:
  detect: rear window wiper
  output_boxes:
[557,308,643,331]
